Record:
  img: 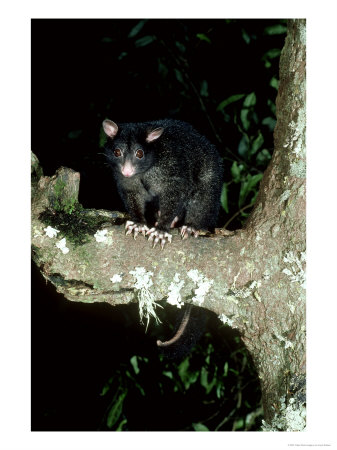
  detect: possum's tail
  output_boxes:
[157,304,206,359]
[157,304,193,347]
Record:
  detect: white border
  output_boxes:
[1,1,337,449]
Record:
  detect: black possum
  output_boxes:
[103,118,222,353]
[103,119,223,249]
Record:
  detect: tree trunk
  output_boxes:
[31,19,306,430]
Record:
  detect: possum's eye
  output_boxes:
[114,149,122,157]
[136,149,144,159]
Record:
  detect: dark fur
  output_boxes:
[103,119,223,233]
[103,119,222,355]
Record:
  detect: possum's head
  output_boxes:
[103,119,164,178]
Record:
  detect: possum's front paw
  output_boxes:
[180,225,199,239]
[125,221,149,239]
[146,227,173,249]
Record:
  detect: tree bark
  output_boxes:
[31,19,306,430]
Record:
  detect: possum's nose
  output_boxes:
[121,161,135,177]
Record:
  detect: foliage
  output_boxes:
[98,325,262,431]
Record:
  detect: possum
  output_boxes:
[103,118,222,353]
[103,118,223,249]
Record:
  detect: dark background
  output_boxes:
[31,18,286,431]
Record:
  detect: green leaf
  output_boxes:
[238,134,249,156]
[192,423,209,431]
[128,19,148,38]
[175,41,186,53]
[100,384,110,397]
[158,60,168,77]
[208,378,217,394]
[178,358,198,390]
[268,99,276,115]
[163,371,173,379]
[118,52,127,61]
[262,116,276,131]
[256,149,272,165]
[216,94,245,111]
[264,24,287,35]
[116,418,127,431]
[200,366,208,389]
[134,382,145,397]
[216,383,222,399]
[270,76,279,90]
[200,367,217,395]
[251,132,264,154]
[220,183,229,213]
[224,361,229,376]
[240,109,250,131]
[239,173,263,208]
[263,48,282,60]
[243,92,256,107]
[135,35,155,47]
[200,80,208,97]
[239,178,250,207]
[174,68,184,84]
[207,342,214,355]
[99,129,107,147]
[196,33,211,44]
[241,28,250,44]
[231,161,243,183]
[130,355,139,374]
[178,358,189,381]
[106,391,127,429]
[233,418,245,431]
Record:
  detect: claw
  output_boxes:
[146,227,156,238]
[180,225,199,239]
[125,221,148,239]
[153,236,160,248]
[181,225,187,238]
[125,220,134,233]
[146,227,172,249]
[170,216,179,229]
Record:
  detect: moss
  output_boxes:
[76,245,92,263]
[93,280,104,290]
[31,244,42,259]
[51,178,78,214]
[39,206,111,246]
[31,152,43,179]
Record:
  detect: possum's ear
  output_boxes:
[103,119,118,139]
[146,127,164,143]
